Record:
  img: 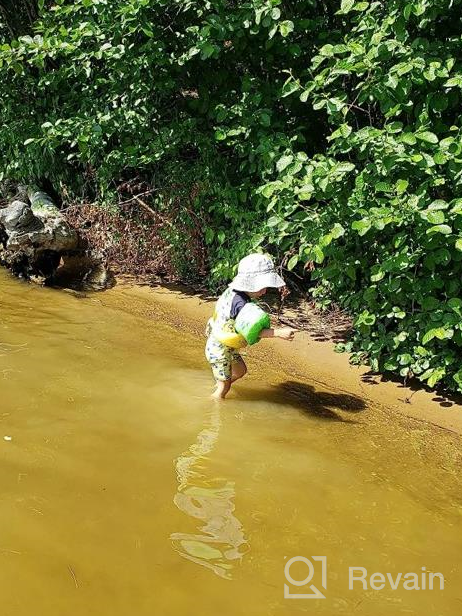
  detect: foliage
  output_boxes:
[1,0,462,392]
[288,0,462,393]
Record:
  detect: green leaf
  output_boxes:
[403,3,413,19]
[267,216,280,227]
[279,20,294,37]
[370,265,385,282]
[352,218,371,236]
[276,155,294,173]
[448,298,462,310]
[320,44,334,57]
[329,124,352,140]
[415,131,439,144]
[340,0,355,12]
[455,238,462,252]
[214,129,226,141]
[401,132,417,145]
[336,161,355,173]
[426,224,452,235]
[331,223,345,239]
[260,182,282,198]
[421,367,446,388]
[287,255,299,271]
[444,76,462,88]
[313,98,326,110]
[398,353,413,365]
[298,184,314,200]
[201,42,215,59]
[271,8,281,20]
[353,2,369,11]
[281,81,300,97]
[356,310,376,326]
[453,369,462,388]
[386,121,403,134]
[205,228,214,244]
[376,181,392,192]
[422,327,448,345]
[259,112,271,127]
[313,245,324,263]
[451,199,462,214]
[433,151,447,165]
[320,233,333,247]
[393,307,406,319]
[422,210,445,224]
[428,199,449,210]
[396,179,409,193]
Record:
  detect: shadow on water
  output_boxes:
[235,380,366,422]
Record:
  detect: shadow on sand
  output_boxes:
[361,370,462,409]
[234,379,366,423]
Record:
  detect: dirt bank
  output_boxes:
[95,279,462,437]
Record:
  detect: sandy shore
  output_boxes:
[96,278,462,438]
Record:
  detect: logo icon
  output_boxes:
[284,556,327,599]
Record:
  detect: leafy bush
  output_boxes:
[283,0,462,393]
[1,0,462,392]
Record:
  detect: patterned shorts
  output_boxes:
[205,336,242,381]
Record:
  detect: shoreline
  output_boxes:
[98,277,462,438]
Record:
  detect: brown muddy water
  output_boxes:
[1,269,461,616]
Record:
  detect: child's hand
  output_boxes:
[276,327,296,341]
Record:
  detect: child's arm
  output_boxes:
[259,327,296,341]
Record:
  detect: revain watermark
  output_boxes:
[284,556,445,599]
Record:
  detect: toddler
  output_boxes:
[205,253,295,399]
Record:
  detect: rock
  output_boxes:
[0,190,78,255]
[16,184,29,202]
[0,188,78,282]
[0,186,112,290]
[0,200,37,233]
[29,186,61,217]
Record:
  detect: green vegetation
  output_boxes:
[1,0,462,393]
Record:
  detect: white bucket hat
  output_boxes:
[230,253,285,293]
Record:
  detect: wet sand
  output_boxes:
[107,280,462,436]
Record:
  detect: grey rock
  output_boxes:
[28,187,61,218]
[0,200,38,232]
[0,191,78,255]
[1,187,111,289]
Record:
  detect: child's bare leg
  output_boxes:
[212,379,232,400]
[231,358,247,383]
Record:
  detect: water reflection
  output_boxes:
[0,342,27,358]
[171,406,248,579]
